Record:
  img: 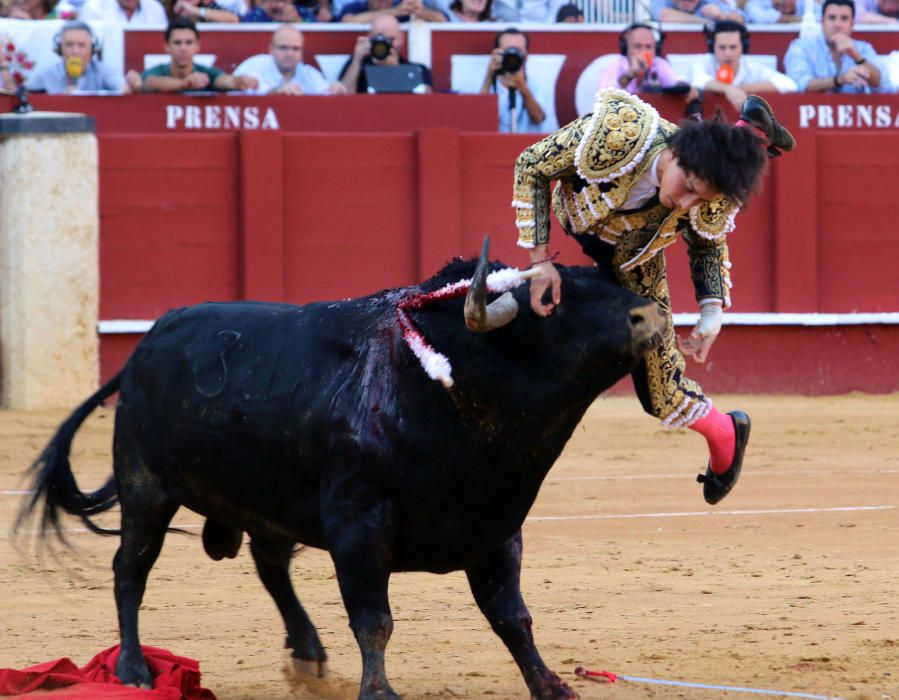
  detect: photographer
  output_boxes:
[480,28,552,134]
[338,15,434,94]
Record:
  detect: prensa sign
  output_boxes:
[799,103,899,129]
[165,104,281,130]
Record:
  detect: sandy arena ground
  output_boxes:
[1,395,898,700]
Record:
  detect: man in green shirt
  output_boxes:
[141,18,259,92]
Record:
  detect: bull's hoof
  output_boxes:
[292,657,328,679]
[202,519,243,560]
[529,672,579,700]
[115,654,153,689]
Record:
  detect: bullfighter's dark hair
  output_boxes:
[165,18,200,43]
[493,27,529,49]
[667,119,767,203]
[823,0,855,15]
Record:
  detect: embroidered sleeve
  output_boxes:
[683,229,733,309]
[512,116,587,248]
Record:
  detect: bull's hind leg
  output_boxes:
[112,445,179,687]
[249,536,327,675]
[113,501,178,686]
[466,532,577,700]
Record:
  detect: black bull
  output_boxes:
[18,249,663,700]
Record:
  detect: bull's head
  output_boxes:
[464,237,525,333]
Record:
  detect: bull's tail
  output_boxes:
[15,372,124,543]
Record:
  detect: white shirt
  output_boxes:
[78,0,168,26]
[688,54,798,93]
[233,54,332,95]
[620,153,662,211]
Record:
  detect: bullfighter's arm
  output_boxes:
[512,116,588,249]
[682,229,732,309]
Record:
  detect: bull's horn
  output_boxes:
[464,236,520,333]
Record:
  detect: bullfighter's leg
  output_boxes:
[611,245,750,504]
[249,536,328,676]
[466,532,577,700]
[325,496,399,700]
[112,475,178,687]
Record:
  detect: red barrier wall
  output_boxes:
[9,92,892,394]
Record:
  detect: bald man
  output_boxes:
[234,25,345,95]
[338,14,433,93]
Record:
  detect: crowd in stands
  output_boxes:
[0,0,896,131]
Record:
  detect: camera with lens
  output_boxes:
[497,47,524,74]
[369,33,393,61]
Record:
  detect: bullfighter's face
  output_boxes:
[658,152,720,211]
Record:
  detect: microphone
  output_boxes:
[716,63,734,84]
[65,56,85,82]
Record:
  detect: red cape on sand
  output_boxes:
[0,645,216,699]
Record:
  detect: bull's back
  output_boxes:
[115,300,390,544]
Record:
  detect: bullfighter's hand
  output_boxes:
[678,301,722,363]
[528,260,561,317]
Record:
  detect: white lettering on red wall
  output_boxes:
[799,104,898,129]
[165,105,281,130]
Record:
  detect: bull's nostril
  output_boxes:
[629,312,645,327]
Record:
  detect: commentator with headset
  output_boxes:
[685,20,796,111]
[25,21,141,94]
[596,23,689,95]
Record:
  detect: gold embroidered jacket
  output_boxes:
[512,88,738,307]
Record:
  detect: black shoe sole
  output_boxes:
[697,411,751,506]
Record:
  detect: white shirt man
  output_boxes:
[234,25,343,95]
[78,0,168,27]
[689,20,797,110]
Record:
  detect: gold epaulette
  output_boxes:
[574,88,661,184]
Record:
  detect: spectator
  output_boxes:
[443,0,493,21]
[339,0,446,22]
[650,0,743,23]
[141,19,259,93]
[687,21,796,111]
[25,20,141,93]
[78,0,167,25]
[242,0,332,23]
[0,33,20,88]
[855,0,899,22]
[555,2,583,20]
[7,0,55,19]
[597,23,687,95]
[174,0,245,24]
[480,28,554,134]
[744,0,814,23]
[234,25,345,94]
[785,0,889,93]
[491,0,563,21]
[338,15,434,93]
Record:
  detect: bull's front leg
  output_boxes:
[325,495,400,700]
[466,532,578,700]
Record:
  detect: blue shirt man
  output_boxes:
[784,0,890,93]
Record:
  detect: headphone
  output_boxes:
[53,20,100,57]
[704,20,750,54]
[619,23,666,56]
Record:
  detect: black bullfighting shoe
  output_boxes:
[739,95,796,159]
[696,411,751,506]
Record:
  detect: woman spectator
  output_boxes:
[7,0,56,19]
[445,0,492,20]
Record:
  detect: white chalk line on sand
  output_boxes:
[8,505,895,536]
[528,505,895,522]
[3,468,897,497]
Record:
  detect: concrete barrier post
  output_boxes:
[0,112,98,409]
